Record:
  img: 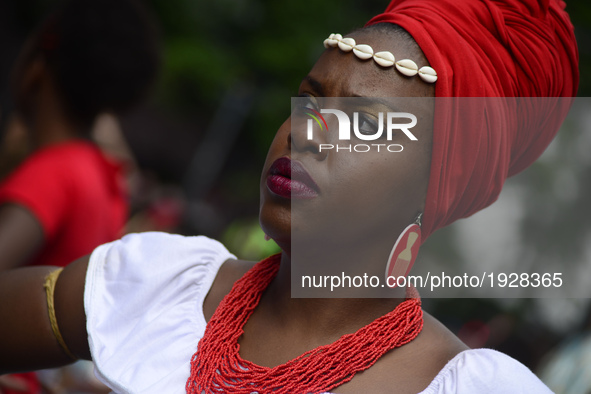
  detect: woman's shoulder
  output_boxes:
[88,231,236,273]
[86,232,239,306]
[334,312,550,394]
[0,141,107,191]
[420,347,552,394]
[85,231,239,317]
[85,232,241,392]
[414,313,551,393]
[20,140,96,164]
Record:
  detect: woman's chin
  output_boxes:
[259,203,291,252]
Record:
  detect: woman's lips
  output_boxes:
[267,157,319,199]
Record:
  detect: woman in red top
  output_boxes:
[0,0,159,270]
[0,0,159,391]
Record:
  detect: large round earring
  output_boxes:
[385,213,422,288]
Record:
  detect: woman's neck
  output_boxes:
[24,72,83,149]
[235,252,412,371]
[260,252,407,338]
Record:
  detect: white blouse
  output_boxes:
[85,232,552,393]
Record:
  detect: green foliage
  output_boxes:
[146,0,388,143]
[221,218,281,261]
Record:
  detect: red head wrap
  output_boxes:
[366,0,579,241]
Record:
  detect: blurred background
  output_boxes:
[0,0,589,393]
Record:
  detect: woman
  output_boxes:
[0,0,159,391]
[0,0,159,269]
[0,0,578,392]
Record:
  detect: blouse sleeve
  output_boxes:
[84,232,236,393]
[420,348,553,394]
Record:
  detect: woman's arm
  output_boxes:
[0,204,44,271]
[0,255,91,373]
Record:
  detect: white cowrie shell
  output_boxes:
[338,37,356,52]
[373,51,395,67]
[395,59,418,77]
[353,44,373,60]
[418,66,437,83]
[326,34,339,47]
[324,33,435,83]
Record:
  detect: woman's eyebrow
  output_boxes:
[301,77,404,113]
[350,96,403,113]
[302,75,325,96]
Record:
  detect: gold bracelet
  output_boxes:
[43,268,77,360]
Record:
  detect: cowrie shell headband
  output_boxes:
[323,33,437,83]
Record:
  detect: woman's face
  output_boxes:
[260,29,435,255]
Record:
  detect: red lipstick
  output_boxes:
[267,157,319,199]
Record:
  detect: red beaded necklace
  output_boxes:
[186,254,423,394]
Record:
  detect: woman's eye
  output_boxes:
[297,94,319,111]
[357,114,379,135]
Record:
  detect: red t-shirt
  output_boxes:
[0,141,126,393]
[0,140,128,267]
